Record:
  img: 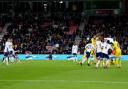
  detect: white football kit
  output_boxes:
[85,43,94,53]
[4,41,14,54]
[72,45,78,54]
[96,41,102,53]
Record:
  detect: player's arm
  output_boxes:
[15,50,20,53]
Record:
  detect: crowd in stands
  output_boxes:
[0,8,128,54]
[82,15,128,54]
[0,11,81,54]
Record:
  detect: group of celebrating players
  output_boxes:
[2,33,122,68]
[79,34,122,68]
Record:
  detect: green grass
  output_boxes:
[0,60,128,89]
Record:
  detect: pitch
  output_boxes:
[0,60,128,89]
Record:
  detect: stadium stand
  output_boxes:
[0,0,128,55]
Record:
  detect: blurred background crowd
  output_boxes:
[0,0,128,54]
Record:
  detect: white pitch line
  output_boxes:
[0,80,128,84]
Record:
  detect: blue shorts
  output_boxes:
[96,52,101,58]
[86,52,90,59]
[101,53,109,59]
[4,52,9,57]
[73,53,77,56]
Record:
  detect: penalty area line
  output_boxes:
[0,80,128,84]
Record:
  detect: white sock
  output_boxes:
[3,58,5,63]
[10,57,14,63]
[103,59,105,67]
[106,60,110,67]
[96,60,100,68]
[82,59,86,64]
[88,58,90,64]
[5,57,9,65]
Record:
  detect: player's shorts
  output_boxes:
[86,52,90,59]
[4,52,9,56]
[96,52,101,58]
[4,51,14,57]
[101,53,109,59]
[100,53,104,59]
[73,53,77,56]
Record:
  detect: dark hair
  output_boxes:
[86,39,91,44]
[107,40,110,44]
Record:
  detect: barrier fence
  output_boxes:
[0,54,128,60]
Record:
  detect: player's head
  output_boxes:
[73,42,76,45]
[100,34,105,42]
[86,39,91,44]
[101,39,104,43]
[96,35,101,41]
[93,35,96,39]
[7,38,12,42]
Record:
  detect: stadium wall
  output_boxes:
[0,54,128,60]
